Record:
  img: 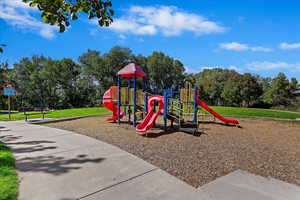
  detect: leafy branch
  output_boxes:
[22,0,114,32]
[0,44,7,54]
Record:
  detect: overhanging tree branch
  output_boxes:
[22,0,114,32]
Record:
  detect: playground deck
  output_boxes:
[47,116,300,188]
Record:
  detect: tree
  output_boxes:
[133,54,148,74]
[7,46,300,110]
[22,0,114,32]
[146,52,185,90]
[172,60,186,86]
[74,77,98,107]
[13,56,51,107]
[0,62,12,83]
[259,77,272,93]
[78,49,109,102]
[193,68,238,105]
[184,73,196,85]
[40,58,83,108]
[79,50,105,86]
[221,73,262,107]
[133,54,149,90]
[102,46,134,87]
[289,78,300,104]
[13,56,97,109]
[263,73,293,106]
[239,73,263,107]
[289,78,299,94]
[79,46,133,95]
[0,62,12,109]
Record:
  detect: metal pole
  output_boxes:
[144,92,148,115]
[178,86,181,123]
[163,89,167,130]
[127,78,131,105]
[8,95,11,120]
[193,87,198,123]
[133,74,137,126]
[117,76,121,124]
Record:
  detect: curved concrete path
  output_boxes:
[1,120,300,200]
[0,121,201,200]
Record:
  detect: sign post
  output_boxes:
[8,95,11,120]
[3,84,16,120]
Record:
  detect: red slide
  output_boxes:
[103,87,124,121]
[196,99,239,125]
[136,95,164,133]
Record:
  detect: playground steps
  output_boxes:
[136,104,144,111]
[197,170,300,200]
[167,113,184,124]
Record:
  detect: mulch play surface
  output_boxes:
[46,117,300,188]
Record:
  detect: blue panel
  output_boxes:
[4,88,16,96]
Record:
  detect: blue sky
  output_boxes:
[1,0,300,79]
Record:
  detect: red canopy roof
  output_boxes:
[117,63,146,78]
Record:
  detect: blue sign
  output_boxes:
[4,88,16,96]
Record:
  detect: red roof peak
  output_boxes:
[117,63,147,78]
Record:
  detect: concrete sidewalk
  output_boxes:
[0,121,199,200]
[1,120,300,200]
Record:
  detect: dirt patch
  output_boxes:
[46,117,300,188]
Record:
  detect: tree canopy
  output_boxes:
[0,1,114,53]
[147,52,185,90]
[22,0,114,32]
[0,46,299,111]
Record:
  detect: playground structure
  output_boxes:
[102,63,147,126]
[103,63,239,134]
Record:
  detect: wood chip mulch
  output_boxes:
[46,117,300,188]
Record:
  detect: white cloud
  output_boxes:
[228,65,242,72]
[187,62,300,74]
[219,42,248,51]
[201,66,220,70]
[184,66,199,73]
[0,0,56,39]
[109,19,157,35]
[219,42,272,52]
[279,42,300,50]
[247,61,300,71]
[1,0,33,10]
[201,65,242,72]
[198,62,300,73]
[118,34,126,40]
[106,5,225,36]
[250,46,272,52]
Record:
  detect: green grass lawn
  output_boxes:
[0,143,18,200]
[0,107,110,121]
[0,106,300,121]
[208,106,300,119]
